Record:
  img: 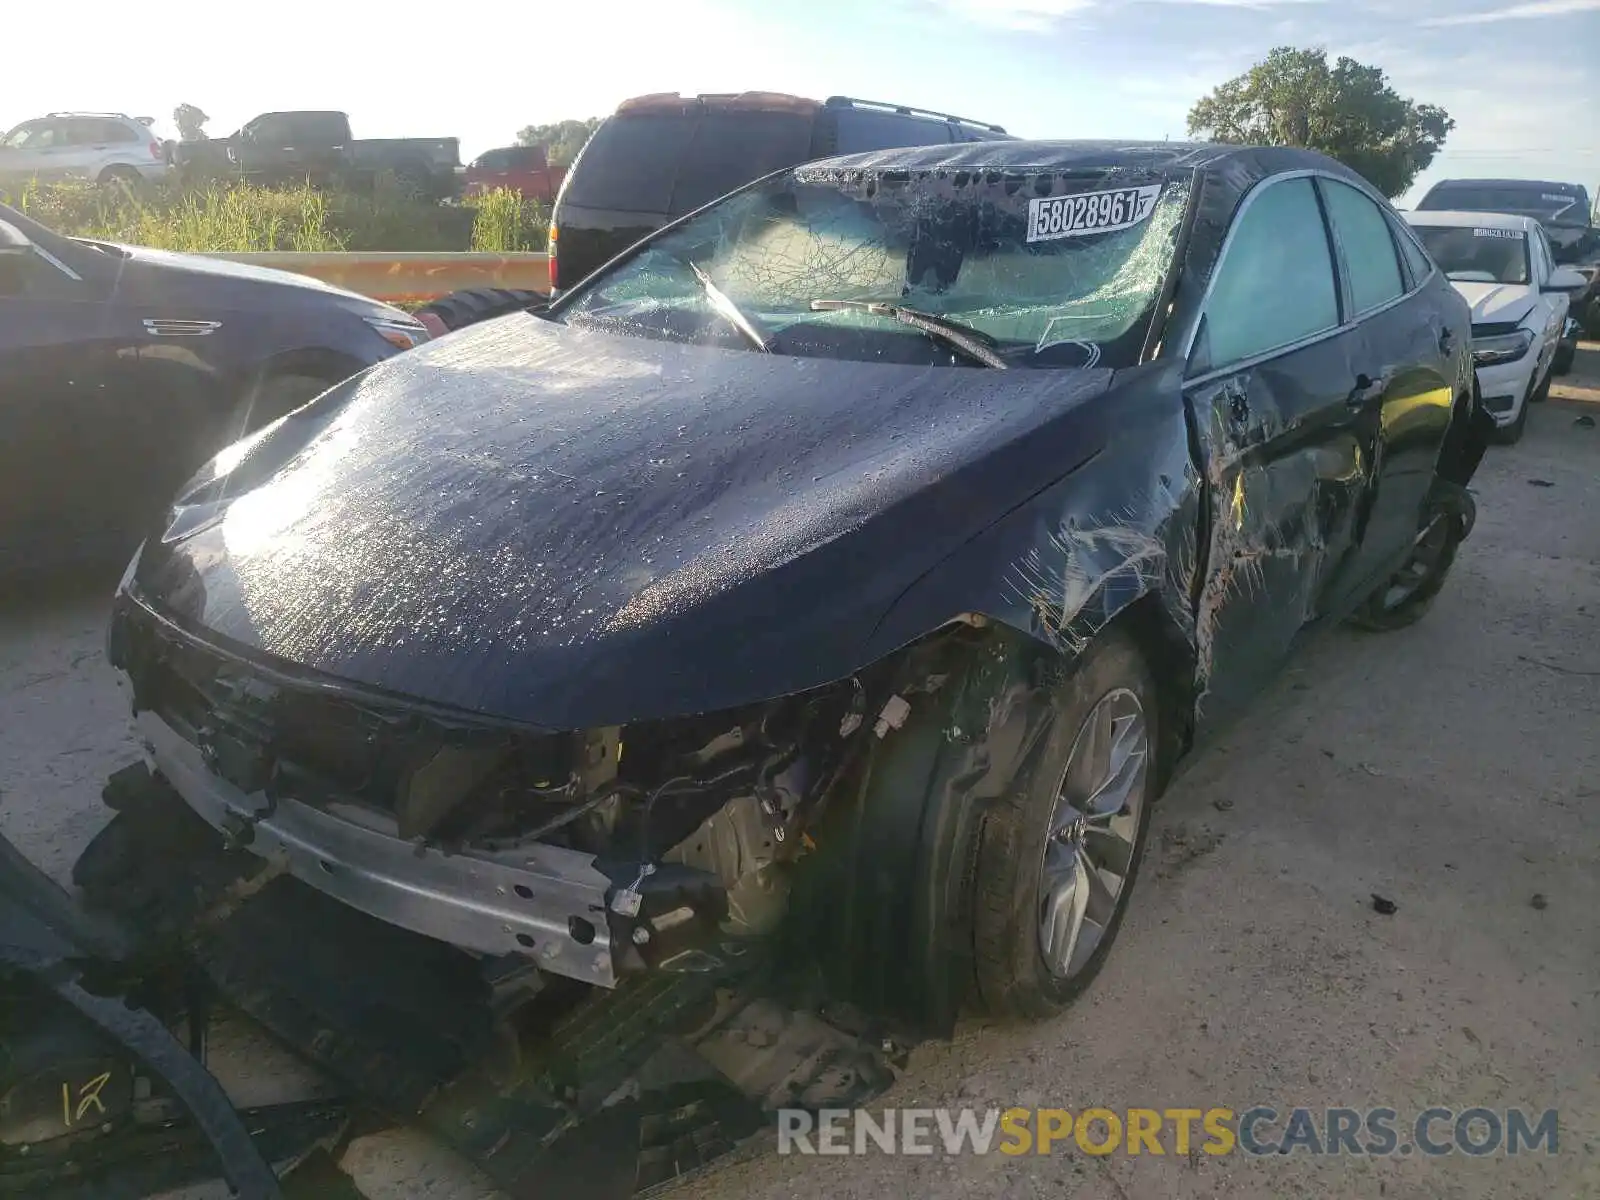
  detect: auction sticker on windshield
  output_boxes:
[1473,228,1525,240]
[1028,184,1163,243]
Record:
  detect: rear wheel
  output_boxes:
[97,165,143,192]
[971,630,1158,1019]
[1347,508,1465,632]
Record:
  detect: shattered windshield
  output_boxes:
[558,165,1191,369]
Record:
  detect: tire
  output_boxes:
[1552,339,1576,377]
[97,165,144,192]
[416,287,544,334]
[970,629,1159,1019]
[1347,508,1465,632]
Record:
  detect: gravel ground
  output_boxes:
[2,351,1597,1198]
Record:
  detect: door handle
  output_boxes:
[1438,327,1456,355]
[1346,373,1385,409]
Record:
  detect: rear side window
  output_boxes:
[1320,179,1404,314]
[835,111,951,154]
[667,110,816,215]
[1389,217,1434,285]
[1197,177,1339,371]
[69,119,139,145]
[560,115,700,213]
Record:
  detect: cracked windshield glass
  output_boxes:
[561,169,1189,368]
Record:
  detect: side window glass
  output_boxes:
[66,120,106,146]
[1321,179,1404,314]
[1195,177,1339,372]
[1391,217,1433,285]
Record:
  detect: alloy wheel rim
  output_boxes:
[1037,687,1149,980]
[1379,518,1451,611]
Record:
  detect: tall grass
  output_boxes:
[468,188,547,252]
[2,178,547,254]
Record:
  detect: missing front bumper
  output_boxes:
[139,711,622,987]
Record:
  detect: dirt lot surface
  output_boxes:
[2,351,1597,1199]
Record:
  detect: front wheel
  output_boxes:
[1552,339,1577,377]
[970,630,1158,1019]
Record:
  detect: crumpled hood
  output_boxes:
[1451,280,1535,327]
[132,316,1113,728]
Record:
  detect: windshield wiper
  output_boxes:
[689,261,772,353]
[809,299,1007,369]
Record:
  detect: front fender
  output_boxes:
[865,379,1203,676]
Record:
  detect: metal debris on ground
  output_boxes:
[1370,894,1398,916]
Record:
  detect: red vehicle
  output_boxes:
[462,144,567,202]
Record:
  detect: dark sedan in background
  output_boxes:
[0,201,428,582]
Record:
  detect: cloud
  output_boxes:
[1420,0,1600,25]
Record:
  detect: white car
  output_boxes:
[1404,209,1588,443]
[0,112,170,189]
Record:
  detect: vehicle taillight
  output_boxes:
[149,140,163,161]
[547,224,559,292]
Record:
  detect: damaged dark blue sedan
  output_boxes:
[90,140,1493,1191]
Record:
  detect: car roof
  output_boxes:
[800,138,1358,184]
[1403,210,1542,232]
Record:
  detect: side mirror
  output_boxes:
[1544,266,1587,293]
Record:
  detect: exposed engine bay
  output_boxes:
[109,591,950,997]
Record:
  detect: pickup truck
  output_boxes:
[462,144,567,203]
[174,110,460,201]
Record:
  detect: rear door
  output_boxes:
[1183,173,1368,734]
[64,118,129,179]
[1313,176,1460,609]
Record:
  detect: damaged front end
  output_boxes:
[108,592,910,996]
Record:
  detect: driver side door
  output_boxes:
[1183,173,1372,736]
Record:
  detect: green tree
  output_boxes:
[1187,47,1454,198]
[515,118,603,166]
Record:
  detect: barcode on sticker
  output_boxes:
[1473,227,1524,240]
[1028,184,1163,243]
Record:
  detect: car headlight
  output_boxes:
[364,314,430,351]
[1472,329,1533,367]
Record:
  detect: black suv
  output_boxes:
[547,93,1013,294]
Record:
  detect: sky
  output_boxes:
[3,0,1596,206]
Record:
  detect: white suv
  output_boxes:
[0,112,171,188]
